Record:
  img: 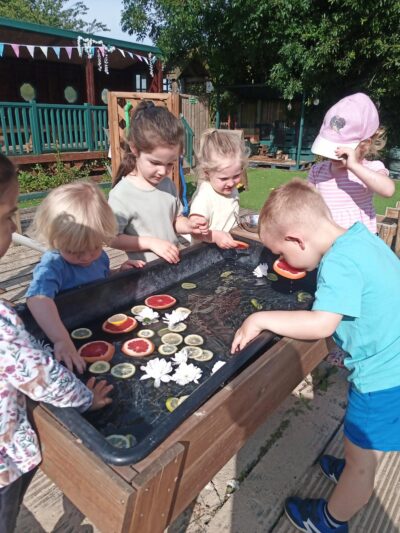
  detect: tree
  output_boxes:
[0,0,109,33]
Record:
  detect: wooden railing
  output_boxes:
[0,101,108,156]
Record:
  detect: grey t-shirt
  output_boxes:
[108,176,182,262]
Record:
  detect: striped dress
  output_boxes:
[308,160,389,234]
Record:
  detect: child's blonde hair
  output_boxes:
[258,178,332,237]
[195,129,250,182]
[31,182,117,252]
[358,126,387,159]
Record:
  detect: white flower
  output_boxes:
[171,348,189,366]
[140,358,172,388]
[136,307,160,324]
[163,309,189,327]
[253,263,269,278]
[172,362,202,386]
[211,361,226,374]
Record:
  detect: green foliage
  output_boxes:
[18,158,90,194]
[0,0,109,33]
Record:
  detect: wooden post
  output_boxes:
[85,58,96,105]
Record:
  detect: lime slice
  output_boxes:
[220,271,233,278]
[168,322,187,333]
[250,298,263,310]
[158,327,171,337]
[131,305,150,315]
[184,334,204,346]
[108,313,128,325]
[267,273,278,281]
[110,362,136,379]
[181,282,197,289]
[176,307,191,316]
[192,349,214,362]
[88,361,111,374]
[166,395,189,412]
[137,329,155,338]
[185,346,203,359]
[158,344,178,355]
[161,333,183,346]
[71,327,92,340]
[296,291,313,303]
[106,434,130,448]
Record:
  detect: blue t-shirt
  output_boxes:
[313,222,400,393]
[26,250,110,299]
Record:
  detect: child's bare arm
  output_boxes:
[27,295,86,373]
[231,309,342,353]
[335,147,395,197]
[176,214,209,235]
[110,234,180,264]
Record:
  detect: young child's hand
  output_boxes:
[335,146,358,168]
[54,337,86,374]
[188,214,209,235]
[231,313,264,353]
[149,237,180,264]
[119,259,146,271]
[213,231,238,249]
[86,377,113,410]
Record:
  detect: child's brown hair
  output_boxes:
[0,154,17,198]
[114,100,184,186]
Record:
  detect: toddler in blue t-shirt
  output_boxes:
[26,182,144,373]
[232,179,400,533]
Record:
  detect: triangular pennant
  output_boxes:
[53,46,61,59]
[11,44,20,58]
[0,44,4,58]
[65,47,73,59]
[90,46,95,58]
[26,45,35,58]
[136,54,143,61]
[142,56,149,64]
[39,46,48,58]
[118,48,125,57]
[127,51,133,59]
[99,46,105,57]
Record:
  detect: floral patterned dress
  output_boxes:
[0,300,92,488]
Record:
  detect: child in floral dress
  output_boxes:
[0,154,113,532]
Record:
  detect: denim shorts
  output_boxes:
[344,384,400,451]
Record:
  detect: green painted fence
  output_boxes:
[180,114,194,168]
[0,101,109,156]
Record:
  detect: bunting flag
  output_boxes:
[53,46,61,59]
[65,47,73,59]
[118,48,125,57]
[26,45,35,58]
[11,44,20,57]
[99,46,105,57]
[39,46,48,58]
[0,44,4,58]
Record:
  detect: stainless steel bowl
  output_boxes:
[235,213,259,233]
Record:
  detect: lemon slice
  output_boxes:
[166,395,189,412]
[184,334,204,346]
[137,329,155,338]
[71,327,92,340]
[220,271,233,278]
[108,313,128,325]
[110,362,136,379]
[192,349,214,362]
[161,333,183,346]
[185,346,203,359]
[176,307,191,316]
[168,322,187,333]
[88,361,111,373]
[106,434,130,448]
[131,304,150,315]
[158,344,178,355]
[181,282,197,289]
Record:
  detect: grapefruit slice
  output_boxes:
[144,294,176,310]
[233,240,250,250]
[78,340,115,363]
[273,258,306,280]
[122,338,155,358]
[102,315,137,334]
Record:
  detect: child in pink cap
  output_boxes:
[308,92,394,234]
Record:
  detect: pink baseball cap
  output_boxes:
[311,93,379,160]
